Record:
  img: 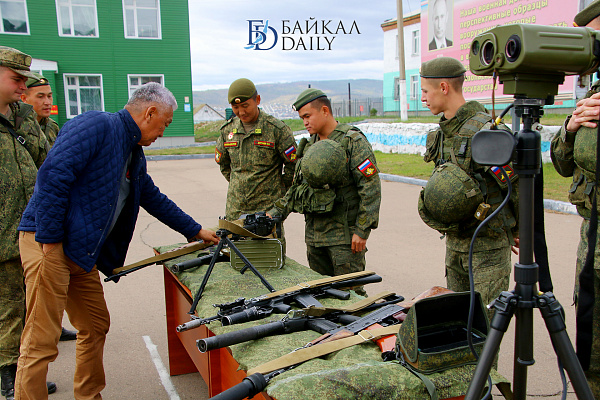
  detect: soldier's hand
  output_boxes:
[194,228,219,245]
[511,237,519,255]
[351,234,367,253]
[569,93,600,130]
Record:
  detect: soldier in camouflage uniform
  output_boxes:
[20,73,59,147]
[215,78,297,221]
[0,47,55,399]
[418,58,519,316]
[268,89,381,295]
[550,3,600,395]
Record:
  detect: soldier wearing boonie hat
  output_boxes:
[0,46,55,399]
[21,72,60,147]
[418,56,518,324]
[267,88,381,295]
[550,2,600,396]
[215,78,297,255]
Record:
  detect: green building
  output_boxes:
[0,0,194,147]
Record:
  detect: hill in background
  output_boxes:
[193,79,383,119]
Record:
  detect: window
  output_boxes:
[128,74,164,97]
[123,0,161,39]
[0,0,29,34]
[411,30,420,55]
[410,75,419,100]
[393,77,400,101]
[64,74,103,118]
[56,0,98,37]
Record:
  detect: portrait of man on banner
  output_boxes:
[429,0,453,50]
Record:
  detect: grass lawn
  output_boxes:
[144,144,573,203]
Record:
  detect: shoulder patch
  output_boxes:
[215,148,222,163]
[490,164,515,182]
[283,145,297,161]
[357,158,378,178]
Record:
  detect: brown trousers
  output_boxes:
[15,232,110,400]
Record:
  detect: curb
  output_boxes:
[145,156,578,216]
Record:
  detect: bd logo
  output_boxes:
[245,20,278,50]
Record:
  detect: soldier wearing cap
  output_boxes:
[0,46,55,399]
[418,57,518,318]
[551,2,600,394]
[20,73,59,147]
[268,89,381,294]
[215,78,297,248]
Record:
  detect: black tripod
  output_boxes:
[465,98,594,399]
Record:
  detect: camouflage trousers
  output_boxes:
[306,244,367,296]
[0,257,25,368]
[575,218,600,398]
[445,245,512,322]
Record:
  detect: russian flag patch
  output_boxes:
[491,164,515,182]
[358,158,377,178]
[284,145,297,161]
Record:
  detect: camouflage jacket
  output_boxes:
[551,81,600,219]
[271,124,381,247]
[423,101,518,252]
[40,116,59,147]
[216,110,297,220]
[0,102,48,262]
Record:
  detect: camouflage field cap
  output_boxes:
[420,57,466,79]
[574,0,600,26]
[0,46,37,79]
[292,88,327,111]
[26,72,49,88]
[228,78,257,104]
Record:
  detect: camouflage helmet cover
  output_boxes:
[301,139,347,188]
[423,162,483,224]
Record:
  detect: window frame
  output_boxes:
[393,77,400,101]
[63,73,104,119]
[127,74,165,97]
[410,74,419,100]
[411,30,420,56]
[55,0,99,38]
[122,0,162,40]
[0,0,30,35]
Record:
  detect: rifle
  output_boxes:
[197,292,405,353]
[176,270,382,332]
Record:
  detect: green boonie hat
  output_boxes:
[228,78,257,104]
[574,0,600,26]
[0,46,36,79]
[420,57,466,79]
[26,72,49,88]
[293,88,327,111]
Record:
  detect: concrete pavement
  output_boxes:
[48,157,583,399]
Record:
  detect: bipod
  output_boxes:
[188,228,275,315]
[465,98,594,399]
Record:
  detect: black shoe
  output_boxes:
[59,327,77,341]
[47,381,57,394]
[0,364,16,399]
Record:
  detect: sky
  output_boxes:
[187,0,421,91]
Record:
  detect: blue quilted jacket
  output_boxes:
[19,109,202,276]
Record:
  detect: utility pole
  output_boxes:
[396,0,408,121]
[348,82,352,117]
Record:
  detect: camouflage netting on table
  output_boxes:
[158,243,508,400]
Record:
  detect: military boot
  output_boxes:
[0,364,17,400]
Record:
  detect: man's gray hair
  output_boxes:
[127,82,178,111]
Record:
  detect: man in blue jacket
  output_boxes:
[14,83,219,399]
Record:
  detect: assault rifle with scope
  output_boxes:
[176,270,383,332]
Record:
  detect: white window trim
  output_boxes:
[63,73,104,119]
[0,0,30,35]
[127,74,165,97]
[122,0,162,40]
[411,30,420,56]
[410,75,419,100]
[55,0,99,38]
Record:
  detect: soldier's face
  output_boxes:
[137,105,173,146]
[0,67,28,106]
[21,85,53,120]
[298,103,327,135]
[231,95,261,124]
[421,77,445,116]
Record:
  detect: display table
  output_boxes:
[159,244,508,400]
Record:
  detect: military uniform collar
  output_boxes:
[311,122,344,142]
[236,109,265,135]
[439,101,486,136]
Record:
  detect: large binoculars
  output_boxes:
[469,24,600,98]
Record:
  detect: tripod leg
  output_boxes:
[538,293,595,400]
[466,291,517,400]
